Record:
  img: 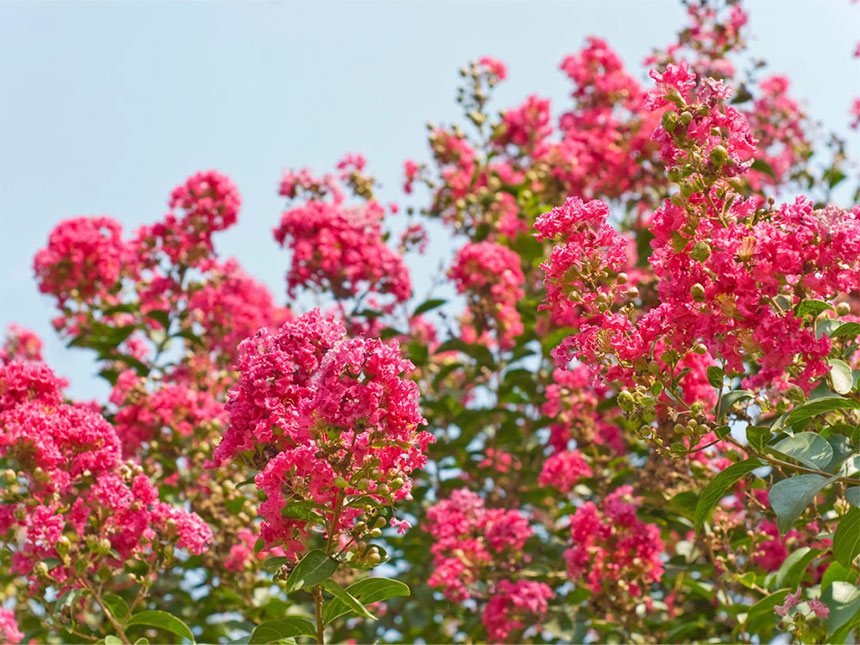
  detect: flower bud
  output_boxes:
[837,302,851,316]
[617,390,635,412]
[661,110,679,132]
[691,283,706,302]
[709,145,728,167]
[690,241,711,262]
[2,470,16,485]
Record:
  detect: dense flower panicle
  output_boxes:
[542,366,624,453]
[0,608,22,644]
[110,370,225,456]
[215,309,431,559]
[33,216,128,304]
[0,360,212,593]
[187,258,291,363]
[561,37,642,110]
[135,170,240,268]
[449,241,525,348]
[538,449,592,492]
[483,579,554,643]
[494,95,553,151]
[214,310,347,462]
[425,489,532,603]
[274,199,411,303]
[535,197,634,325]
[1,325,44,364]
[564,486,664,603]
[0,360,66,413]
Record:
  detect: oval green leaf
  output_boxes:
[284,550,338,593]
[249,618,317,644]
[126,610,194,643]
[323,577,410,624]
[785,396,860,428]
[833,508,860,569]
[772,432,834,470]
[695,459,764,531]
[769,473,838,535]
[321,580,375,621]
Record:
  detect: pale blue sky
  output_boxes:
[1,0,858,399]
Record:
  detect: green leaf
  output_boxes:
[715,389,753,420]
[797,299,835,317]
[785,396,860,428]
[323,577,410,624]
[829,359,855,395]
[821,561,858,589]
[248,618,317,644]
[126,611,195,643]
[412,298,446,317]
[707,366,724,389]
[833,508,860,568]
[744,589,789,634]
[102,593,129,622]
[773,432,834,470]
[695,459,764,530]
[284,550,338,593]
[831,322,860,340]
[845,487,860,507]
[822,581,860,636]
[262,556,289,574]
[144,309,170,329]
[769,473,838,535]
[751,158,775,179]
[769,547,821,591]
[434,338,495,369]
[105,636,124,645]
[746,426,773,453]
[173,329,205,348]
[321,580,375,621]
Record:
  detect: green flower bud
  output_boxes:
[709,145,728,167]
[662,110,680,132]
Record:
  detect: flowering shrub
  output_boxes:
[2,1,860,643]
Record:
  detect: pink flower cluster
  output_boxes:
[535,197,633,319]
[274,199,411,304]
[448,241,525,348]
[564,486,664,600]
[213,310,431,558]
[542,366,624,454]
[109,369,225,456]
[424,488,532,603]
[1,325,43,364]
[483,579,553,643]
[0,360,212,592]
[135,170,241,267]
[538,449,592,492]
[0,609,22,644]
[33,216,128,305]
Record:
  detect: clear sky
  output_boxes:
[1,0,858,399]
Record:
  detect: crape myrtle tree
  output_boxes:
[1,0,860,643]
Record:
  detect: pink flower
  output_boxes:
[483,579,553,642]
[0,609,22,644]
[808,597,830,619]
[775,589,802,617]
